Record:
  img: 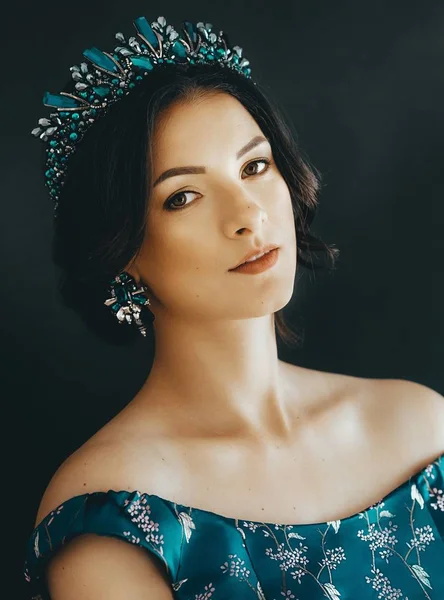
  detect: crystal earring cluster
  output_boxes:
[31,15,252,216]
[104,271,154,337]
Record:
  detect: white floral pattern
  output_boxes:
[23,453,444,599]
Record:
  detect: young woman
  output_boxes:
[24,14,444,600]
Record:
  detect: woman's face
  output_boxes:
[129,91,297,323]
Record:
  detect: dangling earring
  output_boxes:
[104,271,155,337]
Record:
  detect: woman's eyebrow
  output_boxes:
[152,135,268,188]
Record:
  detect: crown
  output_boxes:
[31,15,253,215]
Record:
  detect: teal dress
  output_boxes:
[24,453,444,599]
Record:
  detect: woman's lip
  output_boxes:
[229,247,280,274]
[229,244,280,270]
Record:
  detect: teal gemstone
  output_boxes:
[80,92,88,98]
[89,95,94,101]
[129,82,136,88]
[135,75,143,81]
[69,132,78,141]
[70,123,77,130]
[60,112,69,117]
[216,48,225,58]
[132,294,147,306]
[172,41,187,61]
[116,89,124,96]
[133,16,159,50]
[45,169,53,178]
[43,92,81,109]
[130,55,154,71]
[199,47,208,55]
[111,78,120,85]
[83,47,119,74]
[183,21,197,44]
[207,53,214,61]
[72,112,80,120]
[50,140,58,147]
[115,287,130,305]
[93,85,110,98]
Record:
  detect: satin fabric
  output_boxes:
[24,453,444,599]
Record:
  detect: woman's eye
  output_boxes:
[163,159,272,211]
[164,191,199,211]
[242,158,271,178]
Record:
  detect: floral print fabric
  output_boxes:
[24,453,444,599]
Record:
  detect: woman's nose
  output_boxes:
[220,185,268,236]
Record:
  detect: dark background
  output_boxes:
[3,0,444,597]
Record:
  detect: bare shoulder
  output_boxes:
[34,433,164,528]
[369,377,444,435]
[34,442,113,527]
[34,433,176,597]
[363,377,444,466]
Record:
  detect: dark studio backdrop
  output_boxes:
[3,0,444,597]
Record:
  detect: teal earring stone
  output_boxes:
[104,271,154,337]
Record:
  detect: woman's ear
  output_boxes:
[123,259,140,283]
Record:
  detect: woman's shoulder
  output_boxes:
[301,368,444,478]
[27,425,185,600]
[34,442,112,527]
[34,427,167,528]
[361,377,444,470]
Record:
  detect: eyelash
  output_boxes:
[163,158,272,211]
